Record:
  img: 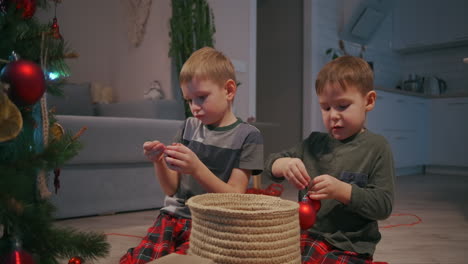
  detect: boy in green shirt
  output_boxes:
[265,56,395,263]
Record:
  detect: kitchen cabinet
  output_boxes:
[367,90,428,168]
[392,0,468,52]
[428,97,468,166]
[368,89,468,170]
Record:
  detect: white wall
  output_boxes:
[209,0,256,120]
[37,0,256,120]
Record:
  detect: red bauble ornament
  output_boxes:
[2,248,36,264]
[1,59,46,106]
[13,0,36,19]
[68,256,84,264]
[298,201,316,230]
[305,196,321,212]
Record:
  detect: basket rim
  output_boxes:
[186,193,299,216]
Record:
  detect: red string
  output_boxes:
[105,233,144,239]
[380,213,422,228]
[246,183,284,196]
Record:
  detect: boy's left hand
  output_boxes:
[164,143,202,174]
[308,174,352,204]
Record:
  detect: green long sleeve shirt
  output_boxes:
[264,129,395,256]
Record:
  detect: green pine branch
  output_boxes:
[0,199,109,264]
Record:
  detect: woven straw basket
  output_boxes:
[186,193,301,264]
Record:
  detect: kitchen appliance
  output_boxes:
[424,76,447,95]
[403,74,424,93]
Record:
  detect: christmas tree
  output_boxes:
[0,0,109,263]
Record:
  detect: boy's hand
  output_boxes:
[143,141,166,162]
[308,174,352,204]
[164,143,202,174]
[278,158,311,190]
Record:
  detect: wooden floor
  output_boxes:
[374,173,468,264]
[55,173,468,264]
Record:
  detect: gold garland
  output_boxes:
[37,32,52,199]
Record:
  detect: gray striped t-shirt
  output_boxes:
[160,117,264,218]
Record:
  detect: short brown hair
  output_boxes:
[315,55,373,95]
[179,47,236,87]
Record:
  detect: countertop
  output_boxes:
[375,86,468,99]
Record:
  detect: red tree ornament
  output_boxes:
[68,256,84,264]
[1,59,46,106]
[13,0,36,19]
[51,17,63,39]
[2,248,36,264]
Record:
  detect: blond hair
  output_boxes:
[315,55,373,95]
[179,47,236,87]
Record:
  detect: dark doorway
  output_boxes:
[257,0,304,159]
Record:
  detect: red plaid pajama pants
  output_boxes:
[301,231,374,264]
[120,212,191,264]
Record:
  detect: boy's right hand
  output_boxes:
[143,141,166,162]
[276,158,311,190]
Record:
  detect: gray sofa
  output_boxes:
[51,116,183,219]
[46,83,185,219]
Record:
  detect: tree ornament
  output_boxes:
[68,256,84,264]
[0,86,23,142]
[50,122,64,141]
[2,249,36,264]
[298,200,316,230]
[50,17,62,39]
[2,238,36,264]
[50,1,63,40]
[13,0,36,19]
[1,59,46,105]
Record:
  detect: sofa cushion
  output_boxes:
[47,83,95,116]
[56,115,184,164]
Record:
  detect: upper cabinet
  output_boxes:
[392,0,468,53]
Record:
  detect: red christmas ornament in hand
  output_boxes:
[308,196,321,212]
[2,248,36,264]
[298,196,321,230]
[1,59,46,106]
[298,200,316,230]
[68,256,84,264]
